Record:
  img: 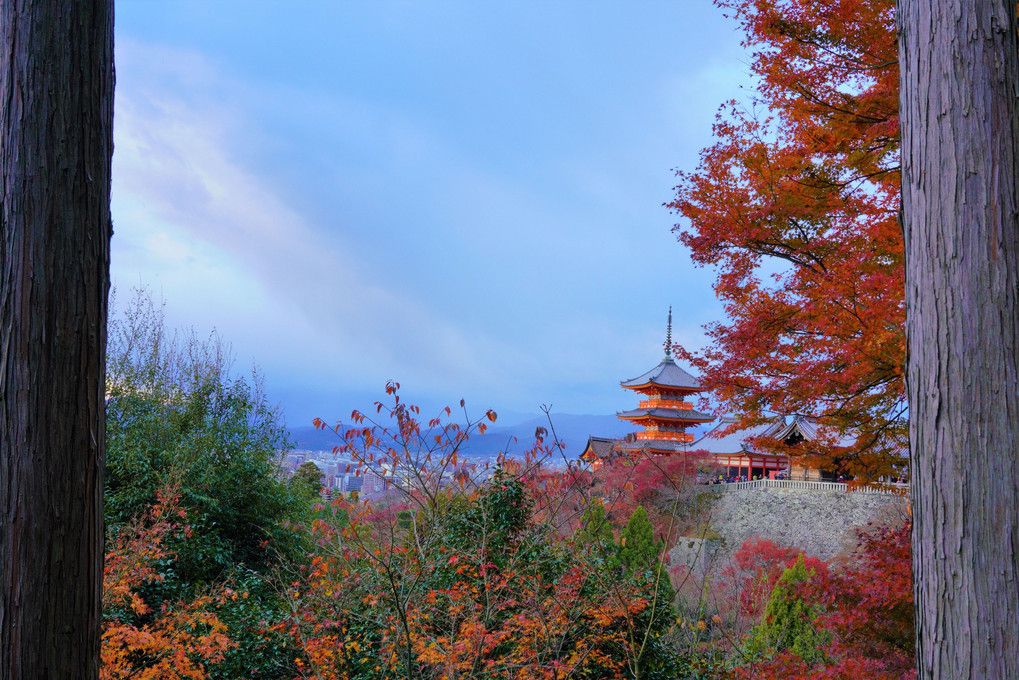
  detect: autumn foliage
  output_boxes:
[726,523,914,680]
[98,373,918,680]
[670,0,904,480]
[101,490,233,680]
[99,2,922,667]
[724,537,831,622]
[284,385,681,680]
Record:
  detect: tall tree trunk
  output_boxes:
[0,2,114,679]
[899,1,1019,677]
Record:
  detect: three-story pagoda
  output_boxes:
[617,308,714,455]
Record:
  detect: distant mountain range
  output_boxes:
[289,413,711,463]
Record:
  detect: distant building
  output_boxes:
[614,307,715,456]
[361,469,390,496]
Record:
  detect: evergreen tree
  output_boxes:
[748,554,830,666]
[575,498,616,558]
[291,461,325,499]
[1,2,114,676]
[901,1,1019,675]
[618,505,661,573]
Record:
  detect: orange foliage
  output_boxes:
[285,386,678,680]
[101,490,233,680]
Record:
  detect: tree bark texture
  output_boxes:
[0,1,113,679]
[899,1,1019,678]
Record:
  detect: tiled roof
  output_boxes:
[620,357,702,390]
[616,407,715,423]
[621,439,692,454]
[773,415,856,447]
[581,436,622,460]
[692,414,868,455]
[690,416,786,455]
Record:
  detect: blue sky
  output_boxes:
[111,2,750,428]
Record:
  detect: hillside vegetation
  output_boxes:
[100,292,914,680]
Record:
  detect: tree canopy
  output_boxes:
[670,0,903,480]
[105,290,307,586]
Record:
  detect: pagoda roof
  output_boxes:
[617,407,715,423]
[620,356,702,391]
[581,436,693,458]
[620,439,693,454]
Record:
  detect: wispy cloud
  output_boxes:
[113,41,523,398]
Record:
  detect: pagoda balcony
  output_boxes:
[638,398,693,410]
[636,430,695,443]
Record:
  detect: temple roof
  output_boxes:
[774,415,857,448]
[617,406,715,423]
[581,436,621,461]
[622,439,693,454]
[620,356,702,391]
[582,437,699,456]
[690,416,785,455]
[691,414,858,455]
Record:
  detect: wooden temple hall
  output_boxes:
[582,309,836,480]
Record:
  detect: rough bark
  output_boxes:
[0,1,114,679]
[899,0,1019,678]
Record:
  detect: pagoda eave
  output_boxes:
[619,381,700,395]
[617,408,715,423]
[621,440,695,455]
[619,354,703,392]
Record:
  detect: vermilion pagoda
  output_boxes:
[615,307,714,455]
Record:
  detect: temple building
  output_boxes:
[581,309,849,480]
[691,415,843,480]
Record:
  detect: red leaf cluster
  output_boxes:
[729,522,914,679]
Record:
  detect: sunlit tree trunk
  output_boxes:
[0,1,114,678]
[899,0,1019,677]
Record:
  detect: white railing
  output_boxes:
[703,478,908,496]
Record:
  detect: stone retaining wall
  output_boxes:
[670,486,909,575]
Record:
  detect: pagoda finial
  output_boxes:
[664,306,673,358]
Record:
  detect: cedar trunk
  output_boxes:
[899,0,1019,678]
[0,1,114,679]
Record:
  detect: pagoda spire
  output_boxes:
[663,306,673,358]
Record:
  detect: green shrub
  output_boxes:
[747,554,831,665]
[105,289,308,586]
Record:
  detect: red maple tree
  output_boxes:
[731,523,914,680]
[669,0,903,480]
